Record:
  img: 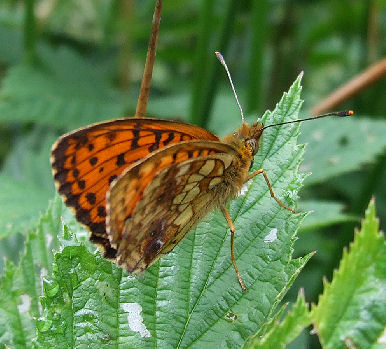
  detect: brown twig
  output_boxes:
[135,0,162,117]
[311,58,386,115]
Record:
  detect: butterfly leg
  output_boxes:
[221,204,246,291]
[246,169,295,213]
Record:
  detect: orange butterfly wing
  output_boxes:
[51,118,219,257]
[106,141,243,272]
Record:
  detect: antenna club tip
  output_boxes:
[215,51,225,64]
[338,110,354,117]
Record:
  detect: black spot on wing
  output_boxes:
[89,234,117,259]
[97,206,106,218]
[148,130,162,152]
[86,193,96,205]
[90,157,98,166]
[131,128,140,149]
[116,153,126,166]
[163,132,175,146]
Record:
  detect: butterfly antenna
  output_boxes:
[261,110,354,130]
[215,52,245,123]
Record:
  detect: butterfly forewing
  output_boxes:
[106,141,243,273]
[51,118,219,257]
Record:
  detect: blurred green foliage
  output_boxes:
[0,0,385,348]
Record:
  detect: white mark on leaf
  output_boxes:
[328,156,340,165]
[39,267,48,314]
[367,134,376,143]
[264,228,278,243]
[121,303,151,338]
[300,164,311,172]
[286,190,298,201]
[312,130,323,141]
[45,233,53,249]
[378,328,386,344]
[18,294,31,313]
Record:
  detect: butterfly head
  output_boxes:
[223,122,264,157]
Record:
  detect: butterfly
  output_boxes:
[50,114,301,290]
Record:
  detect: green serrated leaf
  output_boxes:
[35,75,312,348]
[299,117,386,185]
[1,128,56,190]
[0,46,127,130]
[0,175,51,239]
[0,129,56,239]
[35,234,124,348]
[243,290,311,348]
[0,197,70,348]
[0,260,28,348]
[312,198,386,349]
[299,200,358,232]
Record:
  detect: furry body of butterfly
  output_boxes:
[51,117,291,290]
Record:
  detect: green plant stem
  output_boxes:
[191,0,238,128]
[24,0,37,64]
[246,0,268,113]
[102,0,120,49]
[190,0,215,124]
[267,2,300,112]
[116,0,134,90]
[352,153,386,216]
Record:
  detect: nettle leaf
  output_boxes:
[34,75,311,348]
[0,46,127,129]
[299,117,386,185]
[0,175,51,239]
[0,129,56,239]
[312,198,386,349]
[0,197,67,348]
[298,200,358,232]
[1,128,56,189]
[243,290,311,348]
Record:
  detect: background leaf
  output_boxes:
[0,196,65,348]
[0,47,128,129]
[299,117,386,186]
[312,199,386,349]
[0,175,51,239]
[298,200,358,232]
[243,290,311,349]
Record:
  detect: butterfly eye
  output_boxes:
[246,138,258,155]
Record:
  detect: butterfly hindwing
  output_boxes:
[106,141,244,272]
[51,118,219,257]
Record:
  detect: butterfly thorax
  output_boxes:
[218,122,264,199]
